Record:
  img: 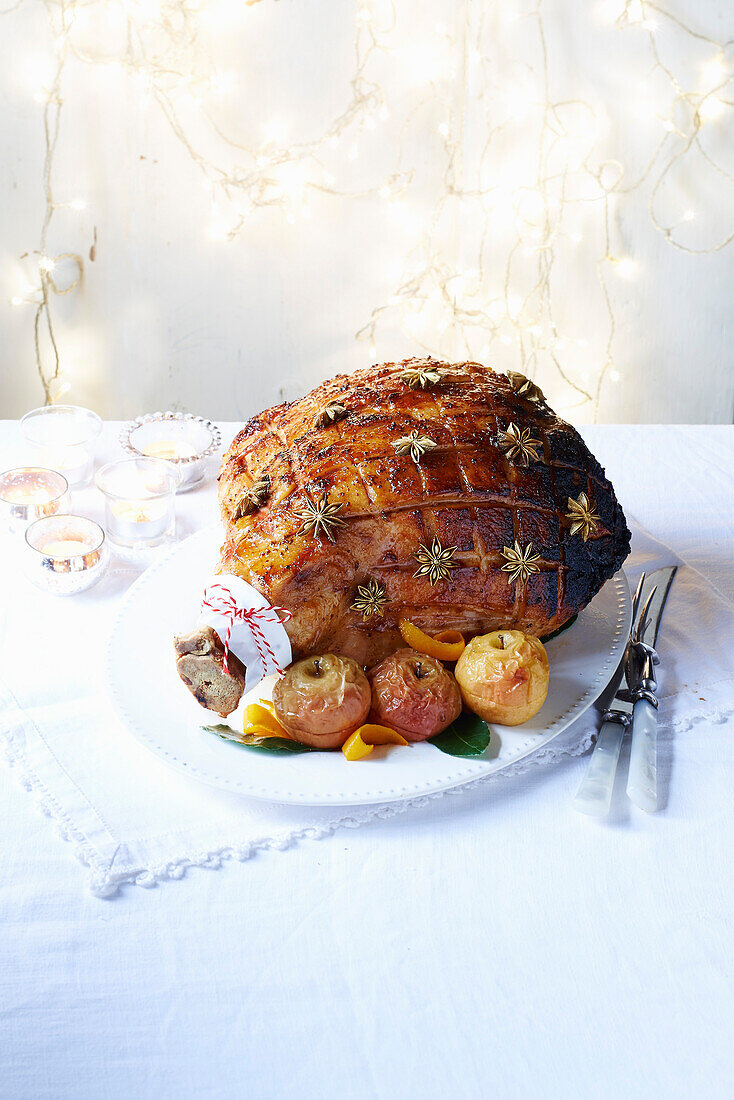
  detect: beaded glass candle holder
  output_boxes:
[120,412,221,492]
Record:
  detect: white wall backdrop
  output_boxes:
[1,0,733,424]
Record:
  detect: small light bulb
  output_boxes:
[10,296,24,306]
[323,172,336,186]
[615,258,637,279]
[609,369,621,382]
[69,199,86,211]
[699,96,725,122]
[379,184,391,199]
[437,122,450,137]
[701,55,726,88]
[682,209,696,222]
[39,256,55,273]
[348,144,359,161]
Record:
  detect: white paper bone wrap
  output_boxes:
[200,574,292,694]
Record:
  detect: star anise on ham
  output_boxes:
[294,492,347,542]
[497,422,543,465]
[399,364,445,390]
[393,430,438,463]
[313,402,348,430]
[233,474,271,519]
[350,579,388,621]
[500,540,541,586]
[566,492,601,542]
[413,537,458,585]
[506,371,546,405]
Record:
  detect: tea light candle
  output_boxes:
[0,467,70,533]
[120,412,221,492]
[41,538,90,557]
[109,497,170,543]
[96,458,178,549]
[142,440,198,461]
[24,515,108,595]
[20,405,102,489]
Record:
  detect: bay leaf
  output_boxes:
[202,724,313,754]
[430,712,492,757]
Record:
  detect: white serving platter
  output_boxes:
[105,526,631,806]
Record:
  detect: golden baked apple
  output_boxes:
[454,630,549,726]
[272,654,371,749]
[367,648,462,742]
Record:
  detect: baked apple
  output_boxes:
[367,648,462,742]
[272,654,371,749]
[454,630,549,726]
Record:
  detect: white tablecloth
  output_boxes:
[1,423,732,1100]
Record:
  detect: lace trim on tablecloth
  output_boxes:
[4,689,733,897]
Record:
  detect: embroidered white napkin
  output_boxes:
[1,519,732,895]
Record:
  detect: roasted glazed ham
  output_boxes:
[176,358,630,714]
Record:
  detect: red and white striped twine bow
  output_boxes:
[201,583,292,677]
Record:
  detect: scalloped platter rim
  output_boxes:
[105,526,631,806]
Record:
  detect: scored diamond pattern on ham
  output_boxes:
[217,358,630,667]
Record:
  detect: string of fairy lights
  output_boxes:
[4,0,734,416]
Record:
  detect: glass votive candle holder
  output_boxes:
[119,412,221,492]
[24,515,108,595]
[0,467,70,534]
[95,457,178,548]
[20,405,103,489]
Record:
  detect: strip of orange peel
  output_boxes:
[244,702,292,739]
[342,723,409,761]
[240,726,288,744]
[398,619,466,661]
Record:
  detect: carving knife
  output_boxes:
[624,566,677,812]
[571,572,646,817]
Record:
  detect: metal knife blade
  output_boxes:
[571,571,644,816]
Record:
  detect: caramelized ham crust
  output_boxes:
[216,358,630,667]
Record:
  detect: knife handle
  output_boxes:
[572,719,626,817]
[626,699,658,812]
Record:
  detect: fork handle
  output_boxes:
[626,699,658,812]
[572,720,626,817]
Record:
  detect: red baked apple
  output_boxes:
[367,648,462,742]
[273,654,371,749]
